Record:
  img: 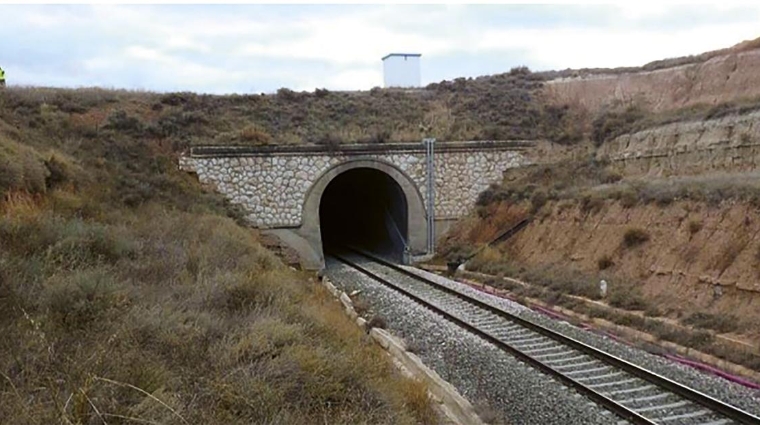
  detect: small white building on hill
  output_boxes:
[382,53,421,88]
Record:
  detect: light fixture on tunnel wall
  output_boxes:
[424,138,436,255]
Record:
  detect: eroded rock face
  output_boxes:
[180,147,526,228]
[544,49,760,114]
[599,111,760,177]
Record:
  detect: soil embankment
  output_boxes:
[544,45,760,114]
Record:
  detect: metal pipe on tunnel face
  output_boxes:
[424,138,436,255]
[319,167,409,261]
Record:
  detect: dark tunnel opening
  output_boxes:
[320,168,408,262]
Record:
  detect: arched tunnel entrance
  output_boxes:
[320,168,408,261]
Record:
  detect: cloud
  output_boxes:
[0,4,758,93]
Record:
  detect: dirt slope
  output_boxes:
[447,198,760,344]
[544,47,760,114]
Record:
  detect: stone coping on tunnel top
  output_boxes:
[187,140,535,157]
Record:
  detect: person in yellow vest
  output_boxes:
[0,67,5,88]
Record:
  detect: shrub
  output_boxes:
[687,219,703,235]
[682,312,740,334]
[44,154,73,190]
[617,188,639,208]
[520,265,602,300]
[580,192,605,214]
[239,124,272,145]
[591,103,648,146]
[45,219,136,268]
[366,128,392,144]
[597,255,614,270]
[529,189,548,213]
[608,287,649,311]
[44,269,127,330]
[367,315,388,330]
[540,104,584,145]
[103,110,144,135]
[622,228,650,248]
[644,305,663,317]
[654,327,714,351]
[351,295,370,316]
[0,140,49,195]
[220,271,283,311]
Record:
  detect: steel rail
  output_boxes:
[332,252,656,425]
[335,248,760,425]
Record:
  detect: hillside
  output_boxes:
[541,37,760,148]
[5,34,760,422]
[440,163,760,372]
[0,94,436,423]
[0,67,548,149]
[438,37,760,378]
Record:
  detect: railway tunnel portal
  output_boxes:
[317,164,419,263]
[179,141,530,269]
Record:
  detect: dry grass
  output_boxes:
[478,160,760,215]
[0,203,433,424]
[0,96,435,424]
[597,255,614,270]
[0,67,550,148]
[622,228,650,248]
[688,219,703,235]
[682,312,743,334]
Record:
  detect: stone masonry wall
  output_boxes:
[180,149,525,228]
[598,111,760,177]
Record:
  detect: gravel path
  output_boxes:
[399,265,760,418]
[326,256,617,425]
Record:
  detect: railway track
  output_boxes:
[330,249,760,425]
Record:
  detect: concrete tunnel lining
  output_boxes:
[320,167,408,259]
[298,158,428,267]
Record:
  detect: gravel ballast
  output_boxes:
[326,256,618,425]
[399,264,760,418]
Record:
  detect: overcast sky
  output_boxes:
[1,4,759,94]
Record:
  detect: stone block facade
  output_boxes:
[179,142,529,229]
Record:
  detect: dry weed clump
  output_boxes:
[688,219,703,235]
[622,227,650,248]
[607,284,649,311]
[597,254,614,270]
[682,312,742,334]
